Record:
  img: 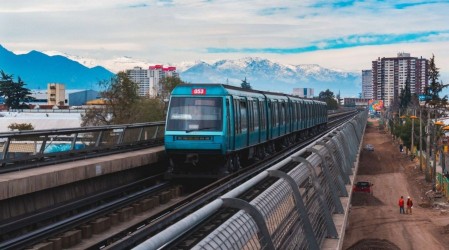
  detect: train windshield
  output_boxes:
[167,97,223,132]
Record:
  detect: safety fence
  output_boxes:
[0,122,165,170]
[135,111,368,250]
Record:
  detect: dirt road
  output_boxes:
[342,118,449,250]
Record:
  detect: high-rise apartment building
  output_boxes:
[361,70,373,99]
[126,65,179,97]
[372,52,428,107]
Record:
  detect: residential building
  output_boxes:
[47,83,66,106]
[372,52,428,107]
[292,88,314,98]
[362,70,373,99]
[127,65,179,97]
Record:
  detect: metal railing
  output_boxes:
[134,111,367,250]
[0,122,165,172]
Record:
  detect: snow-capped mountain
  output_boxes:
[180,57,361,96]
[1,44,361,97]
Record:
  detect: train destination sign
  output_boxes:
[192,88,206,95]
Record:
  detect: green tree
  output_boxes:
[241,77,252,89]
[160,76,185,100]
[425,54,448,107]
[81,72,172,126]
[81,72,141,126]
[399,76,412,114]
[318,89,338,110]
[0,70,34,110]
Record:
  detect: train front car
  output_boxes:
[164,84,228,178]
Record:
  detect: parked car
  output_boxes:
[353,181,374,194]
[365,144,374,151]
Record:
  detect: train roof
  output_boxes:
[171,83,326,105]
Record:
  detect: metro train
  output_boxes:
[164,84,327,178]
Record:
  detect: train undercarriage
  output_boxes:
[165,124,326,179]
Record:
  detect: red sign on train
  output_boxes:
[192,88,206,95]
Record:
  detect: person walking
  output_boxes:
[406,196,413,214]
[399,196,405,214]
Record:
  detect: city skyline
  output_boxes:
[2,1,449,84]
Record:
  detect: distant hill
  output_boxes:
[0,45,113,90]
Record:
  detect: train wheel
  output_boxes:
[168,158,175,173]
[220,157,232,176]
[256,146,265,160]
[232,154,240,171]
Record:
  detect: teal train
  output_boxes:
[164,84,327,178]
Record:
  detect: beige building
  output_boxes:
[47,83,66,106]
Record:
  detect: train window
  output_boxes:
[247,100,253,132]
[240,100,248,133]
[290,102,296,121]
[271,102,279,126]
[259,101,265,130]
[234,99,240,134]
[280,102,285,125]
[296,103,300,122]
[253,100,259,130]
[166,97,223,131]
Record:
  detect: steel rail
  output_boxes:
[0,181,171,250]
[95,112,355,249]
[133,112,361,250]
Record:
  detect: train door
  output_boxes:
[249,98,260,145]
[260,99,267,141]
[233,97,248,150]
[280,101,286,135]
[270,100,280,138]
[226,97,234,151]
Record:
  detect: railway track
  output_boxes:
[0,110,357,249]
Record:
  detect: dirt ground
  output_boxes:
[342,118,449,250]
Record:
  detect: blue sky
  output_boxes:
[2,0,449,82]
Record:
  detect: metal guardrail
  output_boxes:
[0,122,165,171]
[134,111,368,250]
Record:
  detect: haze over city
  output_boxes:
[2,0,449,87]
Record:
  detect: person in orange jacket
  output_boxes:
[406,196,413,214]
[399,196,405,214]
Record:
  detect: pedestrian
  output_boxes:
[406,196,413,214]
[399,196,405,214]
[399,144,403,152]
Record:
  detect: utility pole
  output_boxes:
[419,107,423,171]
[426,108,431,182]
[411,109,415,156]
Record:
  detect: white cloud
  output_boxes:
[1,0,449,82]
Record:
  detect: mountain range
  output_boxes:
[0,45,361,97]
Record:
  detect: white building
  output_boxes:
[372,52,428,107]
[292,88,314,98]
[362,70,373,99]
[126,65,179,97]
